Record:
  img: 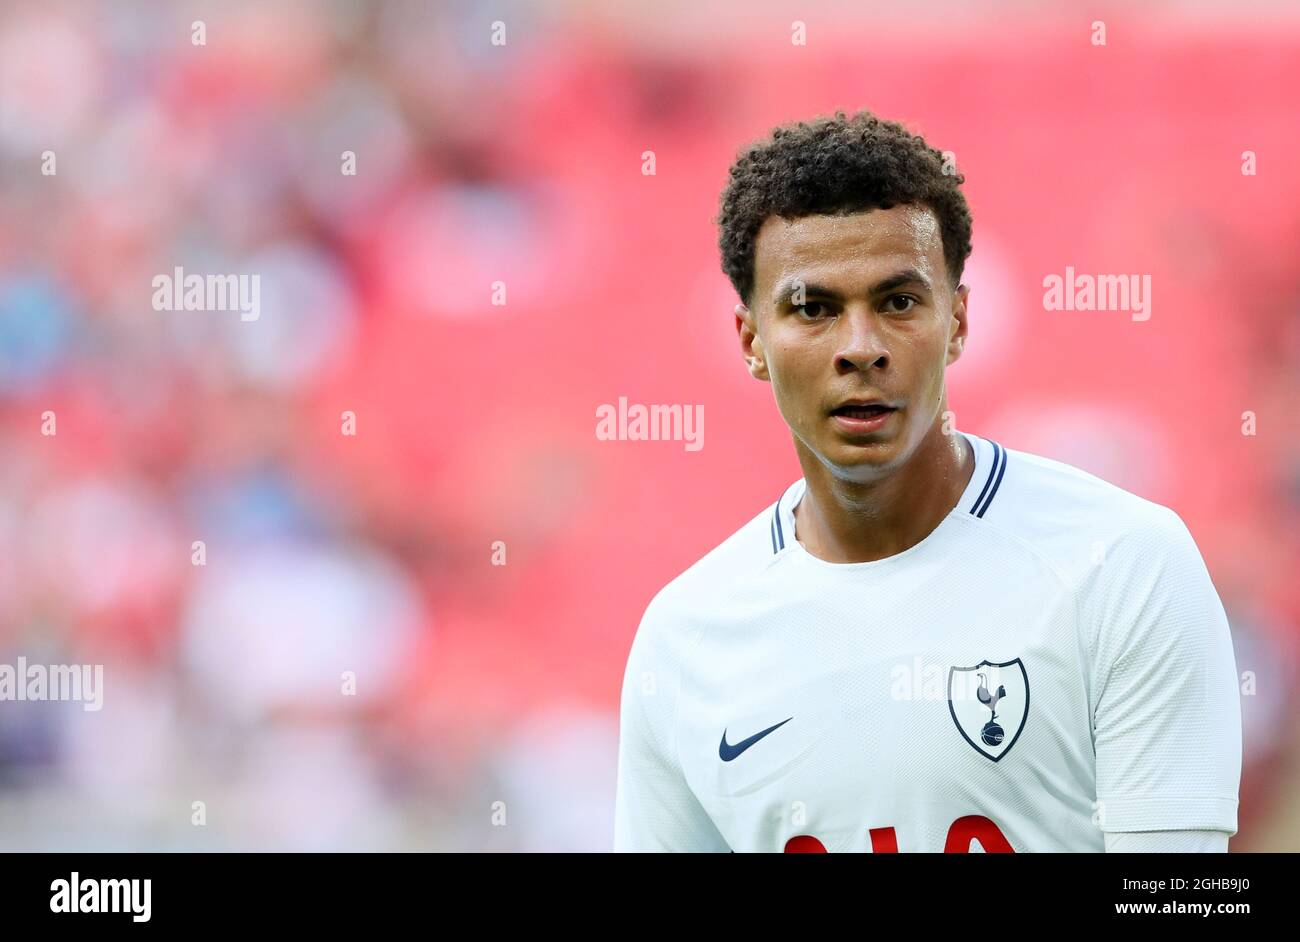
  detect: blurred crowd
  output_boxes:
[0,0,1297,850]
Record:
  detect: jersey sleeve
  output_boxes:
[1104,829,1230,852]
[613,592,730,852]
[1086,506,1242,835]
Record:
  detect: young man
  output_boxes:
[613,110,1242,852]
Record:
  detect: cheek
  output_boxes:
[916,332,953,402]
[906,324,951,373]
[767,339,819,417]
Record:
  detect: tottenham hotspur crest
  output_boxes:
[947,659,1030,762]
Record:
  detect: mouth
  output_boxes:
[830,403,896,419]
[829,400,898,433]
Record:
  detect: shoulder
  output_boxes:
[627,491,786,666]
[973,438,1220,667]
[973,438,1196,578]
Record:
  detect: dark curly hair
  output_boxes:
[717,110,973,308]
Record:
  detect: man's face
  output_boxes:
[736,204,968,481]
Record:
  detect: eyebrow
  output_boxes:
[770,269,933,306]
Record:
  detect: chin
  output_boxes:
[821,438,901,475]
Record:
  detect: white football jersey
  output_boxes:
[614,430,1242,852]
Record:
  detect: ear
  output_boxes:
[735,303,770,381]
[946,284,969,366]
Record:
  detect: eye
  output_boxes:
[884,294,917,314]
[795,301,830,319]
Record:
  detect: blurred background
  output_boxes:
[0,0,1297,851]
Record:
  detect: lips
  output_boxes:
[828,398,899,436]
[830,401,896,418]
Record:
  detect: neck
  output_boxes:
[792,420,974,564]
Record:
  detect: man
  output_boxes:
[613,110,1242,852]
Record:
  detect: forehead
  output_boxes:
[752,204,945,301]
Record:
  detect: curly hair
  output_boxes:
[716,110,972,308]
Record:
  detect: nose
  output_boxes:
[834,304,889,373]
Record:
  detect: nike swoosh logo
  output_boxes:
[719,717,793,761]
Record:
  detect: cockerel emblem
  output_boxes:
[947,659,1030,761]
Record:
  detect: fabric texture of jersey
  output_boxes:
[613,431,1242,852]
